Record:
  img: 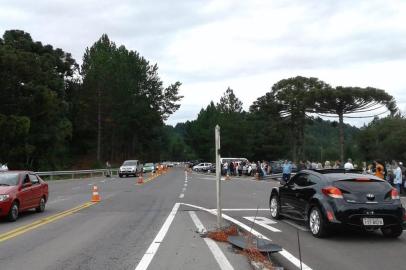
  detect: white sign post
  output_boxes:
[215,125,222,228]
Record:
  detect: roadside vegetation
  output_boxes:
[1,29,404,170]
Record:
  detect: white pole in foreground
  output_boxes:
[215,125,222,228]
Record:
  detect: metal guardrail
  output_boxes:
[35,169,119,181]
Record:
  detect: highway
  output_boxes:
[0,168,405,270]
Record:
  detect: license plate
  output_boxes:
[362,218,384,226]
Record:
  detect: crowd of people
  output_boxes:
[220,158,406,195]
[221,160,273,177]
[293,158,405,194]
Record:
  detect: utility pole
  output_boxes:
[215,125,222,228]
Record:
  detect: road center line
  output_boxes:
[134,203,180,270]
[0,202,96,243]
[189,211,234,270]
[179,193,184,198]
[180,203,313,270]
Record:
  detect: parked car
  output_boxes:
[143,163,156,173]
[269,169,406,238]
[192,163,213,172]
[0,171,49,221]
[119,160,141,177]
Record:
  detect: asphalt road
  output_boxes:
[0,168,405,270]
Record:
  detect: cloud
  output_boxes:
[1,0,406,127]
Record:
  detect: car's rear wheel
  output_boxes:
[36,197,46,213]
[309,206,329,238]
[8,201,19,222]
[269,195,281,220]
[381,225,403,238]
[119,174,123,178]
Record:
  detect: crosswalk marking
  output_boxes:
[243,216,281,232]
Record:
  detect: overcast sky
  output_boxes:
[1,0,405,126]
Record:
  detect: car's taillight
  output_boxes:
[391,188,400,200]
[322,186,343,199]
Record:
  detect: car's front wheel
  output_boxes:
[381,225,403,238]
[269,195,281,220]
[309,206,329,238]
[8,201,19,222]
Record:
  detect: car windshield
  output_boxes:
[145,163,153,166]
[123,161,137,166]
[0,173,19,186]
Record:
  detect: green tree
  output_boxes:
[314,86,397,162]
[0,30,77,169]
[270,76,330,161]
[358,116,406,162]
[79,34,182,164]
[248,92,288,161]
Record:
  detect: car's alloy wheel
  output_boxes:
[36,197,46,213]
[269,195,281,219]
[309,206,329,238]
[309,209,321,235]
[8,202,19,222]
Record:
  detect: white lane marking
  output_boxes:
[189,211,234,270]
[101,180,106,183]
[281,220,309,232]
[184,183,188,187]
[243,216,281,232]
[182,187,186,192]
[180,203,312,270]
[134,203,180,270]
[210,208,269,211]
[179,193,184,198]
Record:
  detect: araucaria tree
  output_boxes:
[314,86,397,162]
[270,76,330,161]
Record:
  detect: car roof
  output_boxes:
[300,169,384,182]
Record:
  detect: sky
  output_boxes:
[1,0,406,126]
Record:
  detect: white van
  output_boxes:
[220,158,248,164]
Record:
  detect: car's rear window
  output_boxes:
[0,173,19,186]
[123,161,137,165]
[334,179,389,192]
[145,163,153,166]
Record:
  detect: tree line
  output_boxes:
[177,78,401,165]
[0,30,182,170]
[1,29,404,170]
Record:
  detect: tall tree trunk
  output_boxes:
[338,113,344,163]
[97,89,101,162]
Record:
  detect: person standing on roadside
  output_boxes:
[344,158,354,170]
[399,162,405,193]
[105,161,111,177]
[282,160,292,182]
[393,161,402,194]
[374,160,385,180]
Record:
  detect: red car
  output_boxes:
[0,171,49,221]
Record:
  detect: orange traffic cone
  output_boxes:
[91,185,101,202]
[137,173,144,184]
